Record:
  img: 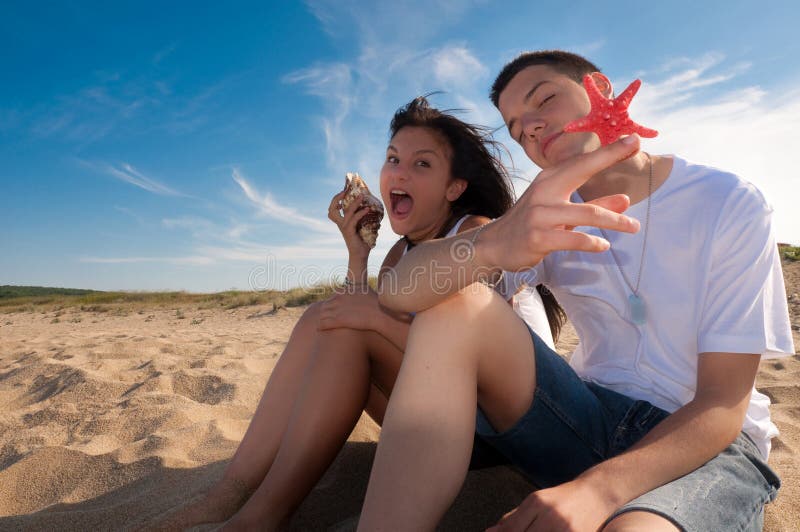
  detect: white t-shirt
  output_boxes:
[512,285,556,350]
[501,156,794,458]
[404,215,556,348]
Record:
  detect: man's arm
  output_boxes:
[378,136,642,313]
[580,351,759,507]
[490,351,760,531]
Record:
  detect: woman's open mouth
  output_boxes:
[389,189,413,219]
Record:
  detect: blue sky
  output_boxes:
[2,0,799,292]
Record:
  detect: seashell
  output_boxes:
[341,172,384,248]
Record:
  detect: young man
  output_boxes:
[356,51,794,531]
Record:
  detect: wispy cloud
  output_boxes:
[162,216,215,230]
[24,63,237,145]
[197,244,343,262]
[569,40,606,58]
[633,53,751,113]
[232,168,337,234]
[114,205,148,226]
[432,46,488,87]
[305,0,485,45]
[80,160,183,196]
[29,79,161,144]
[79,255,213,265]
[282,64,355,170]
[153,43,177,65]
[78,235,370,267]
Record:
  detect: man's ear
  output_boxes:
[446,179,467,202]
[589,72,613,98]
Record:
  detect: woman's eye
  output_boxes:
[415,160,430,168]
[386,155,398,164]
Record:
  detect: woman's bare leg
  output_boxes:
[222,326,402,530]
[358,284,537,532]
[153,302,331,529]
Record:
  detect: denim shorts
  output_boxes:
[468,326,781,531]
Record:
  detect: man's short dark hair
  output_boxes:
[490,50,601,107]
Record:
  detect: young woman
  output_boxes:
[156,96,564,531]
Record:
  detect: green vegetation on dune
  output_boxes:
[0,281,372,313]
[0,286,102,299]
[781,245,800,262]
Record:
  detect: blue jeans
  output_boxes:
[469,326,781,531]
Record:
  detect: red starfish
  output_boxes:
[563,75,658,146]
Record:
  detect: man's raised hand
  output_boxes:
[479,135,642,272]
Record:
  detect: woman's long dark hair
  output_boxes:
[389,96,566,341]
[389,96,513,223]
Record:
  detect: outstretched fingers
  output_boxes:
[523,227,613,260]
[584,193,631,214]
[533,203,639,235]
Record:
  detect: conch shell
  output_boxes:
[341,172,384,249]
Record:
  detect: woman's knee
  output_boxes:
[292,301,328,337]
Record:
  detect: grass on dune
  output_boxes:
[781,245,800,262]
[0,282,365,314]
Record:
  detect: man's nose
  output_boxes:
[521,114,545,140]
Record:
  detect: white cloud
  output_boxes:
[80,255,213,265]
[433,47,488,87]
[197,244,343,262]
[80,160,183,196]
[227,223,250,239]
[162,216,212,228]
[282,64,355,170]
[569,40,606,58]
[633,53,751,113]
[232,168,338,234]
[153,43,177,65]
[304,0,484,47]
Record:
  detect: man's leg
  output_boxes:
[358,283,537,531]
[602,511,680,531]
[601,432,778,532]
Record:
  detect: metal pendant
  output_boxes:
[629,293,646,325]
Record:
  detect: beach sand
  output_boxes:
[1,261,798,530]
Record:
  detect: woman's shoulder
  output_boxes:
[456,214,492,234]
[381,237,408,269]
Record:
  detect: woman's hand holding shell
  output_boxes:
[327,189,373,259]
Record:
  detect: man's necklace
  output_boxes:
[599,153,653,325]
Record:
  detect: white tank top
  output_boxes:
[403,215,555,349]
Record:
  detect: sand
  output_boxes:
[1,261,798,531]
